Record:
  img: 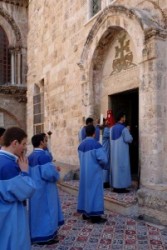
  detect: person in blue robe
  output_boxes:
[28,133,64,245]
[102,125,111,188]
[79,117,100,142]
[110,111,133,193]
[77,125,108,223]
[0,127,36,250]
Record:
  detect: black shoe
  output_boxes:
[82,214,90,220]
[113,188,130,193]
[90,216,107,224]
[103,182,110,188]
[35,238,59,245]
[121,189,130,193]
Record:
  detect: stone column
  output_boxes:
[21,48,27,85]
[17,50,21,85]
[10,49,15,85]
[139,33,167,188]
[138,31,167,225]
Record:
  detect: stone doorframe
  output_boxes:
[78,5,167,224]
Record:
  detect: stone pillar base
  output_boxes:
[137,187,167,226]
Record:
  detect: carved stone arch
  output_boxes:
[0,6,22,47]
[80,7,138,67]
[79,5,166,69]
[0,17,15,46]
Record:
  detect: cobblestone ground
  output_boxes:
[31,189,167,250]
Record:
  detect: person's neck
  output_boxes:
[35,146,44,150]
[1,146,15,155]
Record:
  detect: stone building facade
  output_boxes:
[27,0,167,225]
[0,0,28,130]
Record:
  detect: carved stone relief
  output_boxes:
[111,32,136,75]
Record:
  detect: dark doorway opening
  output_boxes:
[109,89,139,183]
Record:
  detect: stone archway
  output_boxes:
[90,27,139,117]
[0,6,22,47]
[0,6,26,85]
[78,6,146,117]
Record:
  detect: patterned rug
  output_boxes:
[32,189,167,250]
[63,180,137,205]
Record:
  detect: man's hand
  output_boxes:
[18,156,28,172]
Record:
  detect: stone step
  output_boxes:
[58,180,138,218]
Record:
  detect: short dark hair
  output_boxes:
[86,117,93,125]
[3,127,27,147]
[116,111,126,122]
[86,125,95,136]
[31,133,46,147]
[0,127,5,137]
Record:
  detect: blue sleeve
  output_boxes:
[122,128,133,143]
[39,162,60,182]
[0,164,20,180]
[95,147,108,169]
[0,175,36,203]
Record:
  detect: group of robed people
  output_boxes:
[0,127,64,250]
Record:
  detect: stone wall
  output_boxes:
[27,0,90,165]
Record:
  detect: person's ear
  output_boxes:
[12,140,18,146]
[11,140,19,148]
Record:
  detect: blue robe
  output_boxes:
[0,150,36,250]
[28,149,64,243]
[102,127,110,183]
[77,137,108,216]
[110,123,133,188]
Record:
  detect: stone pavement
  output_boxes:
[31,187,167,250]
